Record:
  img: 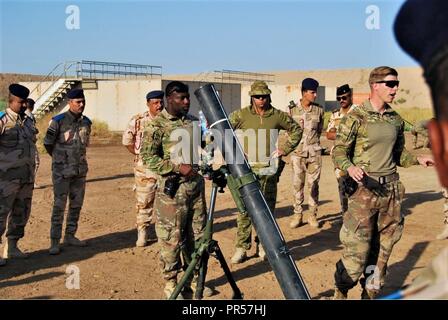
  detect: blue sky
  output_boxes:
[0,0,416,75]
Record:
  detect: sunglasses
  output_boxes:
[253,95,268,100]
[336,95,350,102]
[375,80,400,88]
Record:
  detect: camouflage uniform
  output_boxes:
[326,105,356,214]
[44,111,91,241]
[289,101,324,220]
[141,109,206,282]
[410,120,430,149]
[436,187,448,239]
[229,104,302,250]
[0,108,36,246]
[443,188,448,225]
[25,109,40,184]
[333,100,419,298]
[122,111,158,235]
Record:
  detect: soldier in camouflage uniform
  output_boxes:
[228,80,302,264]
[410,119,430,149]
[332,67,434,299]
[289,78,324,229]
[122,90,164,247]
[436,188,448,240]
[44,89,92,255]
[326,84,357,216]
[395,2,448,298]
[141,81,211,299]
[25,98,40,188]
[0,84,36,266]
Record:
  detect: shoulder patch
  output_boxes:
[0,111,5,119]
[83,116,92,125]
[52,113,65,122]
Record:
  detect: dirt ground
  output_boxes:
[0,133,446,300]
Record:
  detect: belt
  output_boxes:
[368,172,400,185]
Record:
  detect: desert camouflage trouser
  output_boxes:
[0,180,33,242]
[334,180,405,295]
[154,174,206,281]
[411,130,429,148]
[134,166,157,230]
[443,188,448,225]
[335,168,348,214]
[34,150,40,181]
[234,172,278,250]
[50,174,86,239]
[291,153,322,216]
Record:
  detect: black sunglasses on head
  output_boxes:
[336,95,350,101]
[375,80,400,88]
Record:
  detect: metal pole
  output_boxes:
[194,84,310,300]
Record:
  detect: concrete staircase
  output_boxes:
[34,79,80,119]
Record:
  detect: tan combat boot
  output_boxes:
[361,288,378,300]
[436,225,448,240]
[188,277,214,298]
[164,279,184,300]
[289,214,303,228]
[333,287,348,300]
[49,238,61,255]
[3,238,28,259]
[231,248,247,264]
[63,234,87,247]
[307,215,320,229]
[255,243,266,261]
[136,227,148,247]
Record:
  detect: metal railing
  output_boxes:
[30,60,162,95]
[214,69,275,83]
[78,60,162,79]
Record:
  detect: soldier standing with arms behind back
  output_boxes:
[141,81,211,299]
[44,89,92,255]
[289,78,324,229]
[25,98,40,188]
[228,80,302,264]
[122,90,164,247]
[326,84,357,218]
[332,66,434,299]
[0,84,36,266]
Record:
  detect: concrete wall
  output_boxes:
[85,79,161,131]
[21,79,162,131]
[21,81,54,100]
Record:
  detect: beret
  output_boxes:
[336,84,351,96]
[146,90,164,100]
[9,84,30,99]
[67,89,85,99]
[302,78,319,91]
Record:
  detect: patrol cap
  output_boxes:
[9,84,30,99]
[67,89,85,99]
[394,0,448,72]
[301,78,319,91]
[248,80,272,96]
[146,90,164,100]
[336,84,351,96]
